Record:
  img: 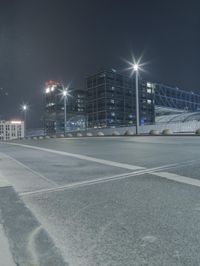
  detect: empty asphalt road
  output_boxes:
[0,136,200,266]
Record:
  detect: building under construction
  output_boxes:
[85,69,155,128]
[44,81,85,135]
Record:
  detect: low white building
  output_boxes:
[0,120,24,140]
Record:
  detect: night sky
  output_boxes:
[0,0,200,127]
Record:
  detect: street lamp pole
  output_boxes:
[64,94,67,135]
[62,90,67,136]
[134,66,140,135]
[22,104,28,137]
[135,66,140,135]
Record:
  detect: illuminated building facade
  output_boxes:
[0,120,24,140]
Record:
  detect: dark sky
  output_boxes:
[0,0,200,127]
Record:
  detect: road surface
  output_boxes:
[0,136,200,265]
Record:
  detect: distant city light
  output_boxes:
[11,121,22,124]
[51,85,55,92]
[22,104,28,111]
[45,87,50,94]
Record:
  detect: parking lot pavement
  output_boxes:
[0,136,200,265]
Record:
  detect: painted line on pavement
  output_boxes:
[0,174,11,188]
[20,160,196,197]
[5,142,145,171]
[154,172,200,188]
[2,153,57,186]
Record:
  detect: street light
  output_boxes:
[125,55,146,134]
[133,63,140,135]
[21,104,28,137]
[22,104,27,111]
[62,89,68,135]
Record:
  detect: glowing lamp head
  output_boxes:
[22,105,27,111]
[62,90,67,97]
[133,64,139,71]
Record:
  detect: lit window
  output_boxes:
[45,87,50,94]
[147,82,152,88]
[51,86,55,92]
[147,99,152,104]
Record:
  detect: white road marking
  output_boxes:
[3,154,57,186]
[5,142,145,171]
[154,172,200,188]
[0,174,11,188]
[0,178,11,188]
[20,161,196,197]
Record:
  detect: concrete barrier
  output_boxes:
[112,131,120,136]
[45,135,50,139]
[38,136,44,140]
[32,136,37,140]
[97,132,104,136]
[86,132,93,137]
[149,129,160,135]
[195,128,200,135]
[124,129,134,136]
[162,128,173,135]
[67,133,73,137]
[76,133,82,137]
[59,134,65,138]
